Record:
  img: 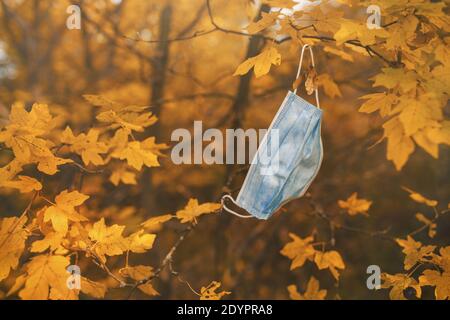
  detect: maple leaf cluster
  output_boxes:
[0,97,223,300]
[236,0,449,170]
[382,237,450,300]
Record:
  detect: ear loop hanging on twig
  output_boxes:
[293,44,321,109]
[221,45,321,219]
[221,194,253,219]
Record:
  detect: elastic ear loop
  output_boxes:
[221,195,254,219]
[293,44,321,109]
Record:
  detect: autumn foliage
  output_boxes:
[0,0,449,300]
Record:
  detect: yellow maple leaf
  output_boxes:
[295,6,343,34]
[234,47,281,78]
[67,223,89,251]
[84,94,150,113]
[31,232,65,253]
[433,41,450,66]
[419,269,450,300]
[9,102,53,132]
[83,95,123,110]
[358,92,397,117]
[381,273,422,300]
[373,68,418,93]
[88,218,127,263]
[413,127,440,159]
[80,277,107,299]
[119,265,153,281]
[323,46,354,62]
[35,155,73,176]
[314,250,345,281]
[141,214,173,229]
[126,230,156,253]
[398,99,439,137]
[141,137,169,157]
[246,11,278,34]
[138,283,159,296]
[415,213,437,238]
[396,236,435,270]
[288,276,327,300]
[383,117,415,170]
[279,19,303,45]
[118,264,158,297]
[113,141,160,170]
[384,15,419,51]
[428,121,450,147]
[280,233,316,270]
[0,160,23,185]
[110,166,137,186]
[343,42,370,56]
[176,199,221,224]
[0,216,28,281]
[200,281,230,300]
[2,175,42,193]
[402,187,438,207]
[0,103,71,174]
[84,95,157,133]
[0,103,54,161]
[338,192,372,216]
[49,285,78,300]
[43,190,89,234]
[96,110,150,133]
[18,255,70,300]
[61,127,108,166]
[334,19,388,46]
[433,247,450,272]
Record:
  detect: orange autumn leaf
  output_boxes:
[280,234,316,270]
[88,218,127,263]
[18,255,71,300]
[176,199,221,224]
[0,216,28,281]
[381,273,422,300]
[338,193,372,216]
[141,214,173,229]
[234,47,281,78]
[43,190,89,234]
[314,251,345,281]
[288,277,327,300]
[402,187,438,207]
[199,281,230,300]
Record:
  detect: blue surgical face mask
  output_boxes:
[222,45,323,220]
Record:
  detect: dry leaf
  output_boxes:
[288,277,327,300]
[338,193,372,216]
[200,281,230,300]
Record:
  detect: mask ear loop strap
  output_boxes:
[293,44,321,109]
[221,195,254,219]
